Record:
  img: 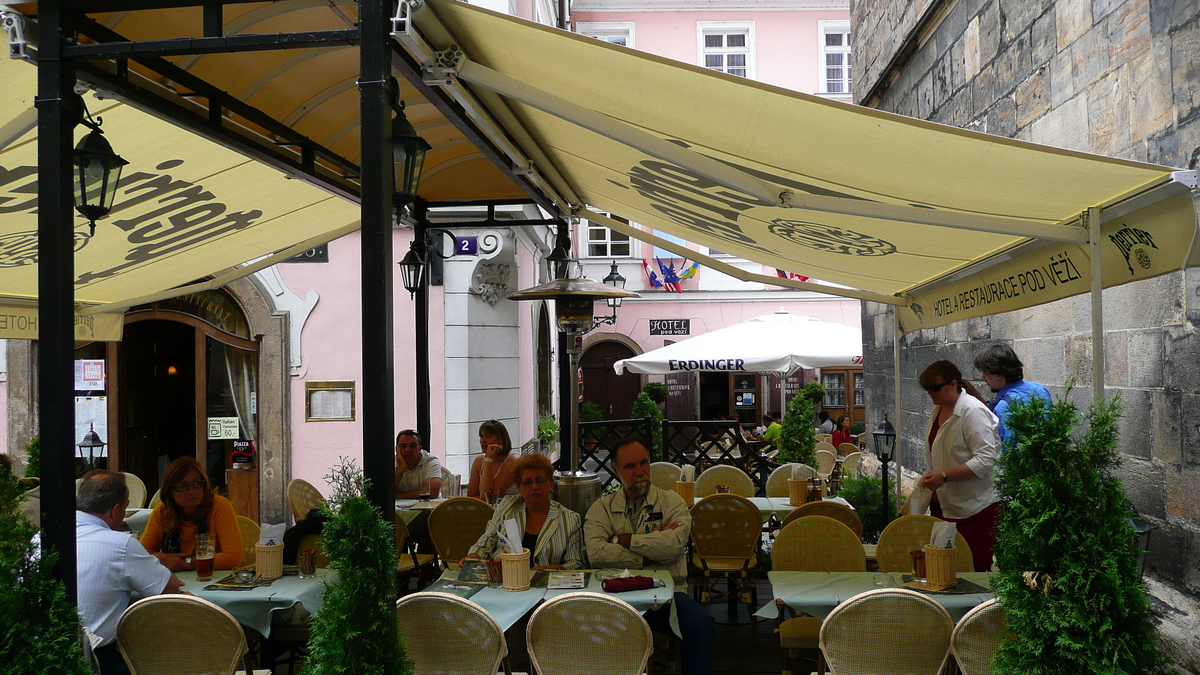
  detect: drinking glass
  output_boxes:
[419,478,432,502]
[298,549,317,578]
[195,534,216,582]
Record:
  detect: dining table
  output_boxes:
[123,507,155,537]
[395,498,446,524]
[755,571,993,622]
[743,496,854,523]
[174,568,336,638]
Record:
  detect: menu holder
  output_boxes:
[500,548,531,591]
[424,578,484,599]
[455,560,491,584]
[924,545,957,587]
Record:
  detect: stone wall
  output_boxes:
[853,0,1200,603]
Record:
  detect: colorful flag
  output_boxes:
[641,259,662,287]
[677,261,700,280]
[657,257,683,293]
[775,268,811,282]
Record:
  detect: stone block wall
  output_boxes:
[852,0,1200,601]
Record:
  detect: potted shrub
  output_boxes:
[778,382,824,467]
[537,414,559,456]
[631,390,664,461]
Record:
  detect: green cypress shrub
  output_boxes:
[0,463,90,674]
[778,382,824,467]
[992,393,1167,674]
[302,459,412,675]
[631,391,664,461]
[838,475,897,544]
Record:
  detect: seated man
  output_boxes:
[394,429,442,499]
[585,440,715,675]
[77,470,184,675]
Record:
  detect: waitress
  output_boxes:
[917,360,1001,573]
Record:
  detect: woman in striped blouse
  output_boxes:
[466,452,585,570]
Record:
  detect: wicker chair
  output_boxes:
[781,501,862,540]
[814,450,837,478]
[527,593,653,675]
[814,440,836,453]
[121,472,148,509]
[774,515,866,675]
[835,442,858,457]
[839,452,863,478]
[395,510,439,587]
[695,465,755,497]
[147,490,161,510]
[287,478,325,524]
[819,588,954,675]
[816,434,832,445]
[766,464,816,497]
[396,592,508,675]
[875,514,974,573]
[650,462,683,492]
[117,595,255,674]
[951,598,1009,675]
[689,494,760,620]
[428,497,494,570]
[296,533,330,568]
[235,515,260,566]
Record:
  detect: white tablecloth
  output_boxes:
[123,508,154,536]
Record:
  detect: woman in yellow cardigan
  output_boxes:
[141,457,243,572]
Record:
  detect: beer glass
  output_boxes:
[195,534,216,582]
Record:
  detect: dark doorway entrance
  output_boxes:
[580,341,641,420]
[118,320,196,496]
[699,371,730,419]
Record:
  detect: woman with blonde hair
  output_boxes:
[141,457,243,571]
[467,419,518,502]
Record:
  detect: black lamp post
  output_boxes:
[73,116,128,236]
[77,423,106,473]
[392,101,431,205]
[594,261,626,326]
[872,415,897,524]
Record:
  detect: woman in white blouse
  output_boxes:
[917,360,1001,572]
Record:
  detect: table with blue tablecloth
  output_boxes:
[175,569,335,638]
[756,571,993,622]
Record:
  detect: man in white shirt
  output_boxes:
[394,429,442,499]
[77,470,183,675]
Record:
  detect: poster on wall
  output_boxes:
[74,359,106,391]
[74,396,108,456]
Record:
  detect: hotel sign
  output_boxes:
[649,319,690,335]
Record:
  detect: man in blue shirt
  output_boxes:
[974,344,1051,445]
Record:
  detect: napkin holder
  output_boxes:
[787,479,808,506]
[924,545,957,588]
[676,481,695,507]
[256,543,284,580]
[500,548,531,591]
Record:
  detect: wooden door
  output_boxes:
[580,341,642,419]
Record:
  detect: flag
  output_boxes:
[657,257,683,293]
[775,268,810,282]
[641,259,662,288]
[677,261,700,280]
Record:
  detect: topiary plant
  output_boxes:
[0,460,91,674]
[630,391,664,461]
[303,459,412,675]
[778,382,824,467]
[642,382,668,405]
[992,392,1167,674]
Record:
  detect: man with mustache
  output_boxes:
[585,440,715,675]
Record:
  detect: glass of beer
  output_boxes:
[419,478,432,502]
[195,533,216,582]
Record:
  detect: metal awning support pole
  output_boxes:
[359,0,396,519]
[414,209,432,447]
[893,308,902,514]
[1089,206,1105,406]
[36,0,79,602]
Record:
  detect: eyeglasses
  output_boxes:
[518,477,549,488]
[170,479,206,493]
[922,380,954,393]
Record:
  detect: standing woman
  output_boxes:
[141,457,243,571]
[917,360,1001,573]
[467,419,518,502]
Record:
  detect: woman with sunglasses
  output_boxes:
[467,419,518,502]
[140,457,243,572]
[917,360,1000,572]
[465,453,584,570]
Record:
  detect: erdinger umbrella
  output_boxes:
[613,311,861,376]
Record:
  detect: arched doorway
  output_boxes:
[579,341,642,420]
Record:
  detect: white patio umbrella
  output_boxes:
[613,311,861,376]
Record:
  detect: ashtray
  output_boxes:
[233,568,257,583]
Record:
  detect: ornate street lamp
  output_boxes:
[398,243,425,299]
[73,115,128,236]
[77,423,107,473]
[392,100,430,204]
[872,415,897,524]
[595,260,626,326]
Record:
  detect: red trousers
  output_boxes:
[930,497,1001,572]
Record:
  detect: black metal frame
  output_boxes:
[576,417,655,489]
[661,420,776,496]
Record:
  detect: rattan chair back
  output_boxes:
[690,494,760,568]
[527,592,653,675]
[650,462,683,491]
[840,452,863,478]
[296,533,330,568]
[814,450,837,478]
[816,434,832,444]
[695,465,755,497]
[396,592,507,674]
[781,501,863,539]
[951,598,1009,675]
[117,595,248,675]
[836,443,859,457]
[147,490,161,510]
[773,516,865,572]
[766,464,815,497]
[122,472,148,509]
[287,478,325,524]
[819,588,953,675]
[235,515,260,566]
[428,497,495,568]
[876,514,974,573]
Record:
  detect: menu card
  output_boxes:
[424,578,484,599]
[456,560,491,584]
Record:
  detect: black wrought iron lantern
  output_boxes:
[602,261,627,309]
[77,423,107,471]
[544,240,574,281]
[392,102,431,203]
[871,415,896,464]
[73,122,128,235]
[398,243,425,299]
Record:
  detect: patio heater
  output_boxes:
[76,424,106,473]
[871,415,897,524]
[510,265,638,516]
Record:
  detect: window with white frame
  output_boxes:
[819,21,852,96]
[698,22,754,79]
[583,213,632,258]
[576,22,635,48]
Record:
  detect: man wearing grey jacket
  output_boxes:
[585,440,715,675]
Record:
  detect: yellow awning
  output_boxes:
[406,0,1198,332]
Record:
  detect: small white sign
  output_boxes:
[207,417,240,440]
[74,359,106,391]
[250,391,257,415]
